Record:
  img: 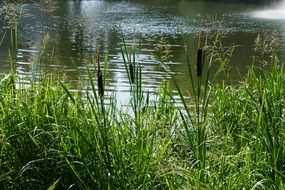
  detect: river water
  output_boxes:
[0,0,284,103]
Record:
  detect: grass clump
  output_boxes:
[0,62,180,189]
[0,32,284,189]
[208,62,284,189]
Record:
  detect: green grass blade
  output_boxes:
[47,178,61,190]
[59,80,75,104]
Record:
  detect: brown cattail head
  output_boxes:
[129,50,135,84]
[197,48,203,77]
[98,71,104,97]
[96,50,104,97]
[129,62,134,84]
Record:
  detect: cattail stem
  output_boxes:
[197,48,203,77]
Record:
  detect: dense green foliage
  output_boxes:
[0,35,284,189]
[0,0,284,189]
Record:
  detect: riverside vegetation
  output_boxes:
[0,31,284,189]
[0,1,285,189]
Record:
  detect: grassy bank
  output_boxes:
[0,58,284,189]
[0,0,284,189]
[0,36,284,189]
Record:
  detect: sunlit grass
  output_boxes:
[0,45,284,190]
[0,7,284,187]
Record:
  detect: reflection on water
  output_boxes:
[252,0,285,20]
[0,0,284,104]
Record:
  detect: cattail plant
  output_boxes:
[97,50,104,98]
[197,48,203,77]
[129,50,135,84]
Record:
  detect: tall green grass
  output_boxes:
[0,32,284,189]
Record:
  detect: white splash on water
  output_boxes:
[252,0,285,20]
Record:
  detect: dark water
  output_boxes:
[0,0,284,104]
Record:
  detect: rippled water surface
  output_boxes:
[0,0,284,103]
